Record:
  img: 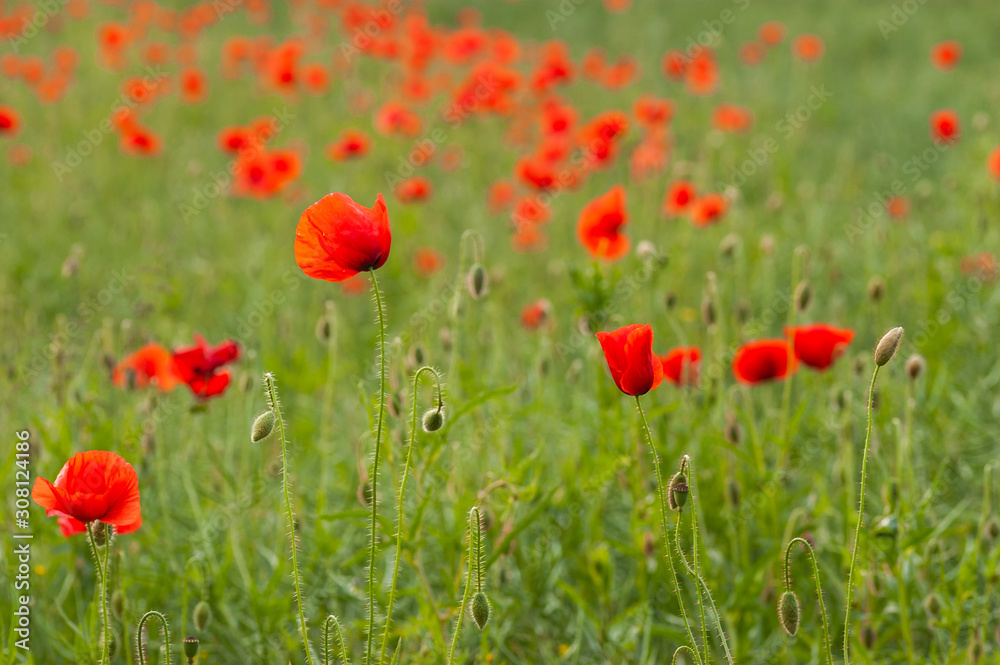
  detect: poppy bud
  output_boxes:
[759,234,775,254]
[734,298,750,324]
[422,407,445,432]
[922,593,941,618]
[388,391,403,419]
[664,292,677,310]
[636,240,657,262]
[983,516,1000,543]
[794,280,812,312]
[724,412,742,446]
[439,327,453,351]
[467,263,488,299]
[726,478,740,508]
[668,472,688,511]
[968,637,984,662]
[905,354,925,380]
[193,600,212,631]
[719,233,739,259]
[867,276,886,302]
[111,590,124,620]
[778,590,800,636]
[92,522,107,546]
[701,298,716,327]
[315,315,332,343]
[251,411,276,443]
[860,623,876,649]
[874,327,904,366]
[183,636,200,663]
[470,591,491,630]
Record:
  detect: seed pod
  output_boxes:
[905,354,925,380]
[471,591,491,630]
[668,472,688,511]
[867,276,886,302]
[467,263,488,299]
[251,411,276,443]
[183,636,200,662]
[794,280,812,313]
[874,327,904,366]
[193,600,212,631]
[778,590,800,636]
[422,407,445,432]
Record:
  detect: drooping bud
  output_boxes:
[193,600,212,631]
[905,354,925,380]
[471,591,491,630]
[642,531,656,558]
[251,411,276,443]
[422,407,445,432]
[778,590,800,636]
[183,636,200,663]
[874,327,904,366]
[983,516,1000,543]
[467,263,488,299]
[794,280,812,313]
[668,472,688,511]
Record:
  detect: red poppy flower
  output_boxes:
[663,180,697,216]
[685,51,718,96]
[633,94,674,128]
[413,247,445,277]
[690,193,728,227]
[112,343,179,391]
[596,324,664,396]
[326,128,371,161]
[531,40,574,92]
[120,126,163,157]
[930,110,960,144]
[32,451,142,535]
[739,42,766,66]
[960,251,998,281]
[661,49,687,80]
[58,515,87,537]
[0,105,21,136]
[578,185,629,261]
[513,195,552,226]
[886,195,910,219]
[394,176,433,204]
[792,34,824,62]
[758,21,786,46]
[583,48,607,81]
[180,67,207,104]
[171,334,240,399]
[784,324,854,371]
[658,346,701,386]
[629,137,669,183]
[578,111,629,168]
[512,224,548,253]
[712,103,754,133]
[732,339,796,385]
[373,100,422,138]
[217,125,254,153]
[488,180,515,214]
[930,40,962,71]
[520,299,552,331]
[301,63,330,94]
[295,192,391,282]
[602,56,640,90]
[988,146,1000,182]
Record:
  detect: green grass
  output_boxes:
[2,0,1000,663]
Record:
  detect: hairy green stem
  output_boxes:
[324,614,350,665]
[844,365,880,664]
[682,457,710,665]
[635,398,703,664]
[87,523,111,665]
[136,610,171,665]
[447,506,481,665]
[265,372,317,665]
[365,269,388,665]
[379,366,443,664]
[784,537,832,665]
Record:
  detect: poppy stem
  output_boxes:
[447,506,481,665]
[844,365,880,665]
[379,366,443,664]
[324,614,350,665]
[136,610,172,665]
[264,372,318,665]
[366,269,388,665]
[634,398,703,665]
[784,537,833,665]
[87,523,112,665]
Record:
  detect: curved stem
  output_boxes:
[635,398,703,665]
[379,366,443,664]
[672,645,699,665]
[844,365,880,665]
[447,506,480,665]
[365,269,388,665]
[681,457,709,665]
[87,523,111,665]
[784,538,833,665]
[324,614,350,665]
[265,372,317,665]
[136,610,172,665]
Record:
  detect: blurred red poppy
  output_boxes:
[413,247,445,276]
[712,103,754,133]
[784,324,854,371]
[661,49,687,80]
[989,146,1000,182]
[112,343,178,391]
[886,195,910,219]
[690,193,728,227]
[930,40,962,71]
[0,105,20,136]
[326,129,371,161]
[733,339,796,385]
[758,21,786,46]
[658,346,701,386]
[520,299,552,331]
[739,42,766,66]
[930,110,960,144]
[633,94,674,128]
[792,34,824,62]
[33,451,142,535]
[295,192,391,282]
[374,100,422,138]
[488,180,515,214]
[596,324,664,396]
[179,67,207,104]
[172,335,240,399]
[394,176,433,204]
[578,185,629,261]
[663,180,697,216]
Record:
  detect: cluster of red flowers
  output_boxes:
[216,117,302,199]
[112,334,240,399]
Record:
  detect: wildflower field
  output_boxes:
[2,0,1000,663]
